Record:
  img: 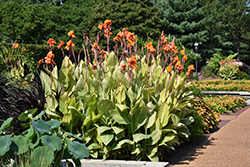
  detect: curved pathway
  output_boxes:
[174,106,250,167]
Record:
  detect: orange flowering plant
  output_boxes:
[39,20,201,161]
[0,43,36,81]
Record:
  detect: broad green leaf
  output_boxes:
[131,106,148,133]
[146,146,158,162]
[159,89,168,103]
[30,146,54,167]
[41,134,62,151]
[111,126,124,134]
[18,108,37,121]
[112,139,134,150]
[32,120,51,134]
[126,87,136,104]
[146,111,156,129]
[97,126,112,135]
[157,102,170,127]
[133,133,151,143]
[100,134,114,146]
[181,116,194,126]
[102,78,109,91]
[171,114,180,126]
[40,70,52,94]
[46,95,58,112]
[97,99,116,117]
[115,104,129,112]
[0,117,13,134]
[0,135,12,156]
[68,141,89,159]
[115,85,126,103]
[162,133,176,143]
[47,120,61,129]
[12,136,29,155]
[110,108,130,125]
[150,130,162,145]
[131,143,142,155]
[106,51,117,67]
[84,94,98,108]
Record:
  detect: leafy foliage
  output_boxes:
[192,98,220,133]
[0,116,89,167]
[218,60,239,80]
[207,52,237,75]
[38,22,199,161]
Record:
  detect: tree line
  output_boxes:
[0,0,249,67]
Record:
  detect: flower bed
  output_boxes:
[202,95,247,114]
[189,80,250,92]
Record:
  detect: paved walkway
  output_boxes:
[174,106,250,167]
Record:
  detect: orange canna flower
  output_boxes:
[145,42,153,50]
[149,47,156,54]
[166,65,172,72]
[120,64,127,70]
[128,55,137,69]
[162,45,171,52]
[65,40,75,50]
[57,40,65,49]
[104,20,112,28]
[92,65,97,70]
[175,60,183,71]
[183,55,187,61]
[98,23,104,30]
[38,59,44,64]
[173,56,179,64]
[12,43,19,49]
[47,38,56,47]
[113,36,120,41]
[172,45,178,54]
[104,29,112,37]
[187,64,195,76]
[46,51,55,59]
[180,49,185,56]
[123,27,128,32]
[161,33,168,44]
[93,42,98,48]
[67,30,76,38]
[126,32,137,46]
[117,31,123,38]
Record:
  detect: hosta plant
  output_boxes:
[0,114,89,167]
[39,20,197,161]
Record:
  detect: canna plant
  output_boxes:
[0,44,36,81]
[39,20,197,161]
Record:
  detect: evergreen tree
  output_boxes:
[155,0,208,49]
[88,0,162,44]
[204,0,250,61]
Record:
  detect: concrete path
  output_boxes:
[175,106,250,167]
